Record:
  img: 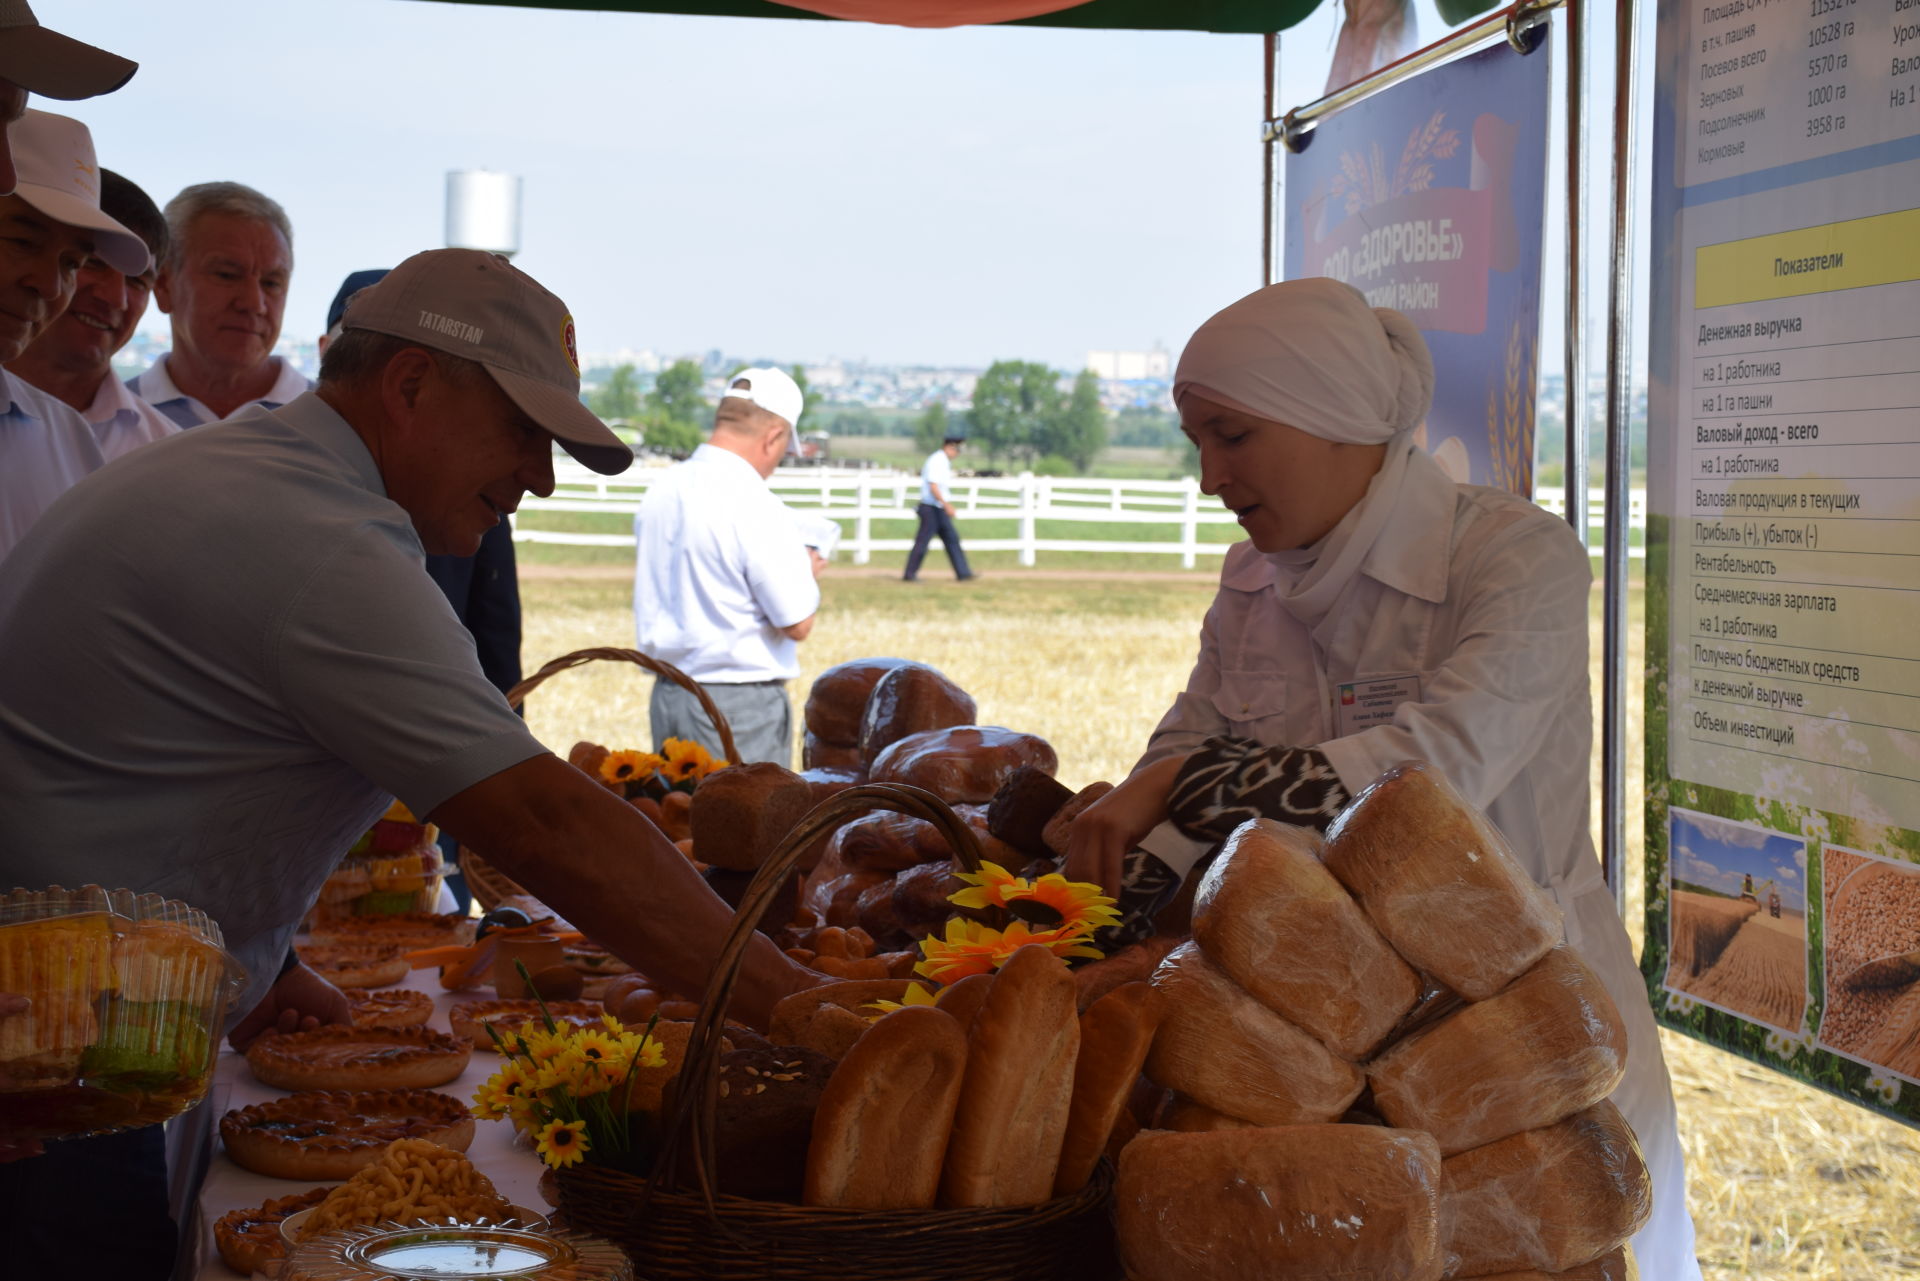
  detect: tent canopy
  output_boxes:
[420,0,1325,35]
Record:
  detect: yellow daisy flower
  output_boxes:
[863,982,939,1020]
[598,749,664,788]
[534,1118,591,1169]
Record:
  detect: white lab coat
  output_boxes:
[1141,446,1701,1280]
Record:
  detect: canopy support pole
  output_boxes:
[1262,31,1280,284]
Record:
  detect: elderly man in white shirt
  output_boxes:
[128,180,310,427]
[7,167,174,460]
[0,110,151,563]
[633,367,824,766]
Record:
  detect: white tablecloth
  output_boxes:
[190,968,547,1279]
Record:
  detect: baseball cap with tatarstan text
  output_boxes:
[340,248,633,476]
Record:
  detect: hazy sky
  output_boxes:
[54,0,1382,370]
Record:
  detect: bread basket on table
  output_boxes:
[462,646,744,912]
[555,781,1122,1281]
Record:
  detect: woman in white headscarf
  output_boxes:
[1067,277,1701,1280]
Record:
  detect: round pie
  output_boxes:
[212,1185,332,1275]
[220,1088,475,1180]
[449,999,608,1050]
[245,1025,471,1091]
[309,912,474,951]
[295,942,410,989]
[346,988,434,1029]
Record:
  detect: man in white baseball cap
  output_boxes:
[0,1,139,194]
[0,108,150,561]
[0,246,822,1270]
[633,364,825,766]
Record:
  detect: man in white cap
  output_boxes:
[128,180,310,427]
[633,365,824,766]
[0,250,823,1273]
[0,108,151,562]
[0,0,138,193]
[6,167,174,459]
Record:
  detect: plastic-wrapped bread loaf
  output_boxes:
[858,663,976,768]
[868,726,1058,806]
[1441,1099,1651,1276]
[1464,1244,1638,1280]
[1146,941,1363,1126]
[1368,946,1628,1155]
[1192,818,1419,1060]
[1322,761,1562,1001]
[1115,1124,1445,1281]
[1155,1093,1257,1132]
[805,657,912,746]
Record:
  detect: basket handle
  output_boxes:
[648,782,986,1216]
[506,646,743,767]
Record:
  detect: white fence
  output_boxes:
[516,462,1646,566]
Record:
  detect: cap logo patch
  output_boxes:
[418,310,484,344]
[561,314,580,375]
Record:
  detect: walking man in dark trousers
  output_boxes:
[903,433,974,581]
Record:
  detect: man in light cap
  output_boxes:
[0,0,138,193]
[1066,277,1701,1279]
[0,249,822,1271]
[633,364,823,766]
[0,108,152,561]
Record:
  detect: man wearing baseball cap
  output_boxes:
[0,248,822,1270]
[0,108,152,561]
[633,364,825,766]
[0,1,139,194]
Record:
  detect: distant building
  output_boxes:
[1085,344,1170,381]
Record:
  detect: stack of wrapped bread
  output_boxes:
[1116,761,1649,1281]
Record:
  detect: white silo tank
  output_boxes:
[445,170,522,257]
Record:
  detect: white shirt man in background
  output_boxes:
[633,367,824,766]
[0,110,151,563]
[128,180,310,427]
[7,166,174,459]
[902,432,975,582]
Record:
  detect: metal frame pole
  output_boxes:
[1263,32,1278,285]
[1563,0,1588,545]
[1602,0,1639,912]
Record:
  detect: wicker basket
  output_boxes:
[556,782,1122,1281]
[463,647,742,913]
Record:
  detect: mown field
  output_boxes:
[519,568,1920,1279]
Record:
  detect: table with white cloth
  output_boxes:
[188,966,548,1279]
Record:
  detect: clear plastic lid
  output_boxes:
[286,1222,633,1281]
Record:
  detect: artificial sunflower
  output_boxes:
[534,1118,591,1169]
[863,981,939,1019]
[914,918,1103,985]
[598,749,665,789]
[949,861,1122,934]
[659,738,720,787]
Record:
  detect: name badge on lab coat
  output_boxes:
[1334,674,1421,738]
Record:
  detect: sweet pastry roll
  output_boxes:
[244,1025,471,1092]
[307,912,473,951]
[448,999,609,1050]
[293,941,410,990]
[345,988,433,1029]
[212,1186,332,1274]
[219,1088,474,1179]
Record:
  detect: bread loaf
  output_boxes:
[1041,782,1115,860]
[1146,941,1363,1126]
[712,1045,835,1200]
[768,979,914,1046]
[1074,935,1181,1011]
[688,761,814,872]
[1322,761,1562,1000]
[869,726,1058,806]
[1114,1125,1445,1281]
[794,1003,871,1060]
[986,765,1076,861]
[941,943,1080,1207]
[1155,1093,1257,1132]
[1192,819,1419,1060]
[891,859,970,938]
[1368,945,1628,1155]
[831,811,947,874]
[801,733,866,772]
[1441,1098,1651,1277]
[804,1005,968,1209]
[1054,981,1164,1196]
[1466,1243,1638,1281]
[859,664,976,768]
[799,766,863,802]
[805,658,912,745]
[932,971,994,1031]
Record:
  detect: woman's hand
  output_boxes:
[226,961,353,1052]
[1065,753,1193,894]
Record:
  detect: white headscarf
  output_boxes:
[1172,277,1434,444]
[1174,278,1439,629]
